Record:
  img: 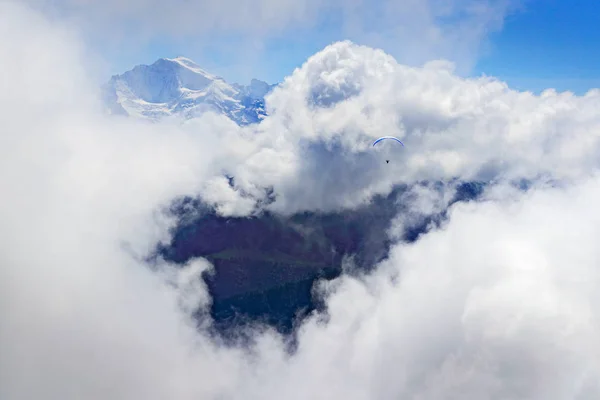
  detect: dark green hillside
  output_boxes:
[157,181,486,335]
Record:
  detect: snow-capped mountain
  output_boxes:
[102,56,276,126]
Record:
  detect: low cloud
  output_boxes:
[2,2,600,399]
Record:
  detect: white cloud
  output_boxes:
[22,0,519,79]
[339,0,519,74]
[3,2,600,400]
[0,4,240,398]
[260,176,600,399]
[25,0,326,37]
[216,40,600,215]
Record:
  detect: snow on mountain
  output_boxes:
[102,56,276,126]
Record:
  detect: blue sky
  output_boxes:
[100,0,600,95]
[473,0,600,94]
[101,14,346,85]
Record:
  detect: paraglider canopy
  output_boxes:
[372,136,404,164]
[372,136,404,147]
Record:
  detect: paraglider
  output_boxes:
[372,136,404,164]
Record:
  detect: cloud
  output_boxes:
[0,3,241,398]
[23,0,516,37]
[22,0,331,39]
[3,2,600,400]
[214,40,600,215]
[22,0,520,79]
[339,0,520,74]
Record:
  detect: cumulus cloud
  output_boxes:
[3,2,600,400]
[214,40,600,215]
[0,3,243,398]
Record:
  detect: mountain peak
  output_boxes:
[248,78,272,98]
[169,56,195,63]
[103,56,275,125]
[161,56,221,81]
